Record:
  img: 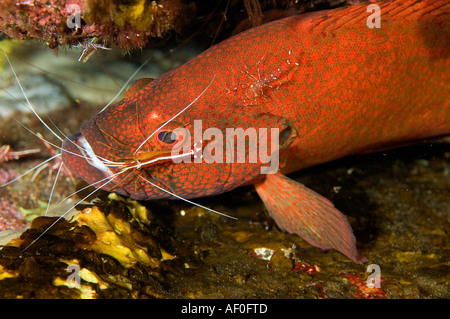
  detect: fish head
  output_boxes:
[62,77,296,200]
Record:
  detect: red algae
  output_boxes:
[340,272,387,299]
[292,261,320,275]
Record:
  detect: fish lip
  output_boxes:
[71,132,115,179]
[63,132,130,196]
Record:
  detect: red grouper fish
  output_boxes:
[62,0,449,263]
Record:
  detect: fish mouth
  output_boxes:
[62,132,130,196]
[72,133,113,176]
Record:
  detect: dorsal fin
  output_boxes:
[124,78,154,99]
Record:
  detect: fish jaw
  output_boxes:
[61,132,131,197]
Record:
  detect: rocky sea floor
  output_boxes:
[0,42,448,299]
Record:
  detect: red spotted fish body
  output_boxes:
[62,0,449,263]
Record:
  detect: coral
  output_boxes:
[0,0,184,51]
[0,0,352,51]
[0,199,27,231]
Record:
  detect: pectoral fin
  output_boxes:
[254,172,364,263]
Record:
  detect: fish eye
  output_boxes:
[153,125,189,150]
[157,130,178,144]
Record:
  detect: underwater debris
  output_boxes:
[250,247,275,261]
